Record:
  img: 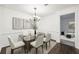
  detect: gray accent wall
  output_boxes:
[60,13,75,34]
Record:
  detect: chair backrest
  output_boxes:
[36,34,44,46]
[9,34,19,42]
[24,35,30,41]
[8,36,16,48]
[18,34,24,41]
[36,32,45,37]
[45,33,51,42]
[0,48,1,53]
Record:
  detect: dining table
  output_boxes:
[23,35,35,53]
[22,32,45,53]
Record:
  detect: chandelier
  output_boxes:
[29,4,48,22]
[33,8,40,21]
[29,7,40,22]
[29,7,40,37]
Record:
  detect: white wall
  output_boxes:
[0,6,33,34]
[75,8,79,49]
[38,13,60,42]
[0,7,3,34]
[38,6,79,49]
[0,6,34,48]
[38,7,77,44]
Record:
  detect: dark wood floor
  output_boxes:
[49,43,79,54]
[1,43,79,54]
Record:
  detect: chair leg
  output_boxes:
[42,45,43,53]
[36,48,38,54]
[27,49,28,53]
[23,46,26,53]
[11,49,14,54]
[49,40,50,47]
[46,43,47,50]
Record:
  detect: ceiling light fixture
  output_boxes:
[29,7,40,38]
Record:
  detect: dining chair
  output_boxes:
[8,36,26,54]
[30,34,44,54]
[0,48,1,53]
[43,33,51,50]
[23,34,35,53]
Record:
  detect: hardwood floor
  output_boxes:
[49,43,79,54]
[1,42,79,54]
[0,40,56,54]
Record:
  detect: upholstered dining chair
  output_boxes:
[30,34,44,54]
[8,36,26,54]
[43,33,51,50]
[0,48,1,53]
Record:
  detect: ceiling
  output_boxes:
[0,4,78,17]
